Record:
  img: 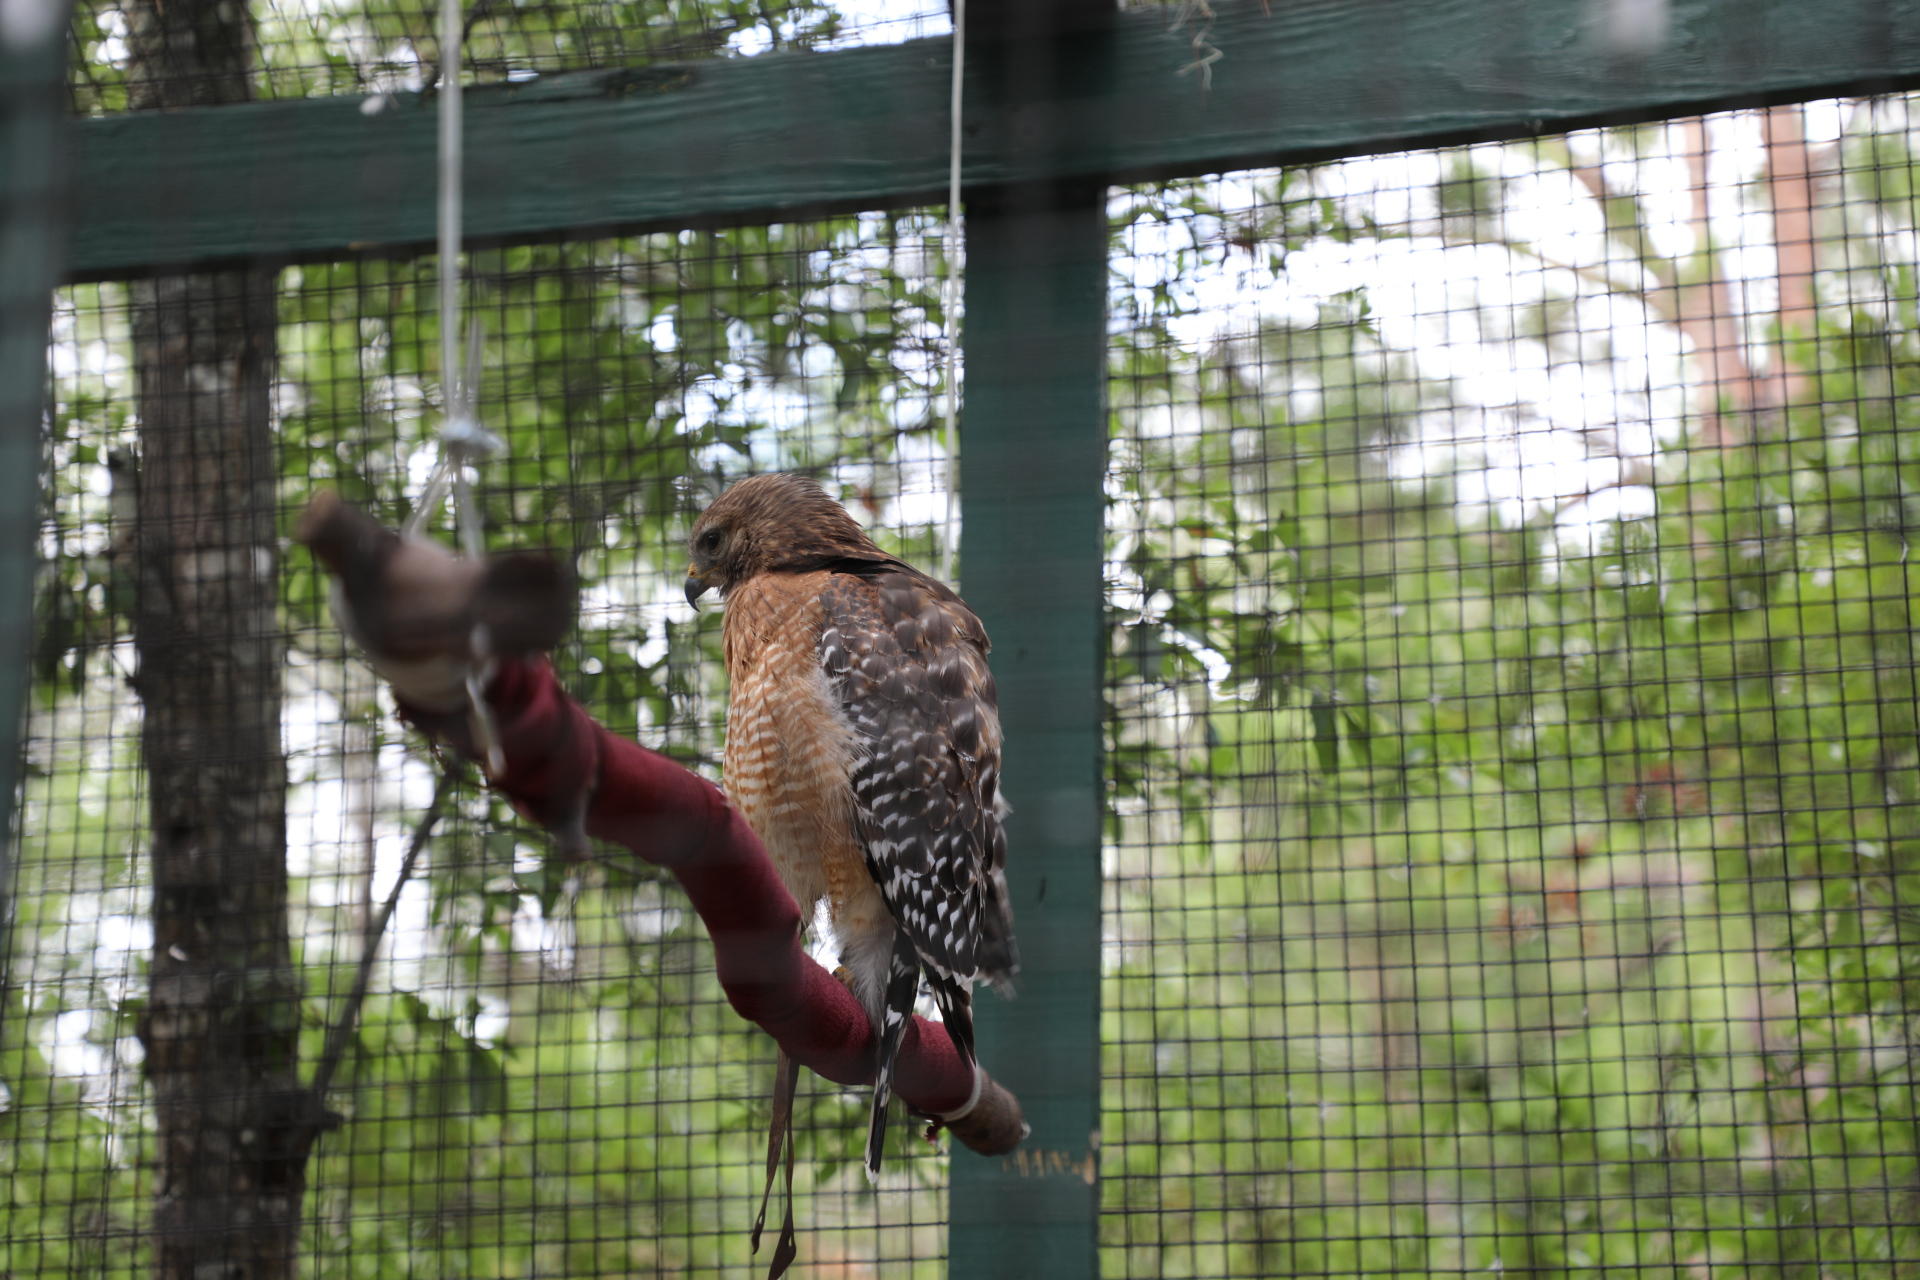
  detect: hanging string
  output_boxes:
[307,0,500,1121]
[404,0,506,774]
[406,0,497,550]
[436,0,465,480]
[939,0,965,581]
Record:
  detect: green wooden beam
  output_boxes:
[949,10,1112,1276]
[951,184,1108,1276]
[67,0,1920,280]
[0,2,71,956]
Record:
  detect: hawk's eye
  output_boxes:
[699,528,723,553]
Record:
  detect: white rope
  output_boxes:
[939,0,965,580]
[438,0,464,450]
[405,0,499,555]
[403,0,506,773]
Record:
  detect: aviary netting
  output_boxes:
[8,2,1920,1278]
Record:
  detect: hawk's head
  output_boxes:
[684,473,885,606]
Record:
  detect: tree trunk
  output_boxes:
[124,3,309,1277]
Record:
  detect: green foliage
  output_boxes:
[68,0,860,113]
[1099,157,1920,1277]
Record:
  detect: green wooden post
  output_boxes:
[951,7,1111,1275]
[0,0,70,961]
[951,186,1107,1276]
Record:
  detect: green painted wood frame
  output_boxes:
[949,7,1112,1272]
[0,0,71,972]
[63,0,1920,280]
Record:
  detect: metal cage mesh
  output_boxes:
[13,218,960,1276]
[1101,102,1920,1277]
[7,2,1920,1271]
[67,0,950,112]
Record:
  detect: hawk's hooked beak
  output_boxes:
[684,567,714,609]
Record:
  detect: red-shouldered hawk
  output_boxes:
[684,473,1017,1176]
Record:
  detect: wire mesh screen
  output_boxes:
[1103,98,1920,1277]
[14,15,1920,1275]
[9,213,959,1275]
[69,0,949,112]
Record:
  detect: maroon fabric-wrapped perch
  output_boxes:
[413,657,981,1117]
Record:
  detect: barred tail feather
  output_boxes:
[928,971,976,1069]
[865,933,921,1180]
